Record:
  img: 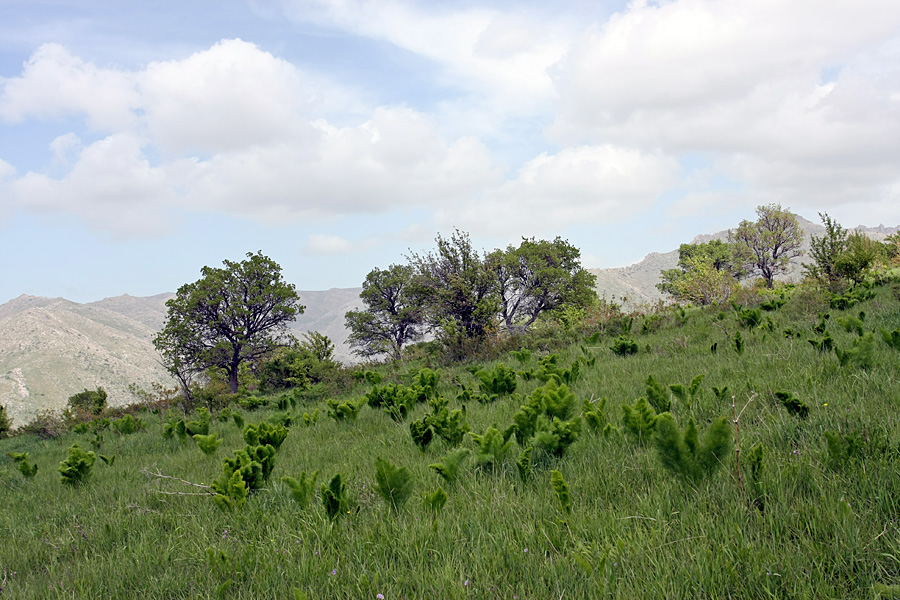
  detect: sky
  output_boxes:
[1,0,899,304]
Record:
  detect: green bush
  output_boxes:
[282,471,318,508]
[112,414,144,435]
[374,457,414,513]
[653,414,731,482]
[0,404,11,438]
[193,433,223,455]
[775,391,808,419]
[321,473,350,520]
[645,375,670,413]
[8,452,38,479]
[621,397,659,443]
[610,335,638,356]
[67,387,108,415]
[428,448,470,486]
[59,444,97,485]
[835,332,876,369]
[409,418,433,450]
[470,426,514,471]
[475,363,517,395]
[243,422,289,449]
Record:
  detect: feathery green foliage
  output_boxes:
[775,391,808,419]
[621,397,659,443]
[837,313,865,336]
[9,451,38,478]
[516,446,534,482]
[321,473,350,520]
[881,328,900,351]
[211,469,249,512]
[427,406,470,447]
[549,470,572,515]
[374,457,414,513]
[470,426,514,471]
[581,397,607,431]
[808,330,835,353]
[409,418,433,450]
[532,415,582,457]
[653,414,731,482]
[59,444,97,485]
[733,331,744,355]
[423,486,447,517]
[645,375,670,412]
[835,332,876,369]
[475,363,517,395]
[112,414,143,435]
[0,404,12,438]
[610,335,638,356]
[193,433,223,455]
[243,422,288,449]
[824,430,863,470]
[326,398,364,422]
[537,354,580,385]
[282,471,318,508]
[428,448,470,486]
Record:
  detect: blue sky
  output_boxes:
[1,0,899,304]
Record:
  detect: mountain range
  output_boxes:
[1,216,896,426]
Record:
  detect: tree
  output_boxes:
[407,230,498,355]
[487,237,597,332]
[0,404,11,438]
[835,232,883,285]
[345,264,424,360]
[803,213,848,290]
[658,240,745,305]
[729,204,804,288]
[67,387,108,415]
[153,252,304,394]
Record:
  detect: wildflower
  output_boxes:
[331,568,337,576]
[464,580,469,587]
[523,548,528,553]
[377,595,384,599]
[823,403,828,407]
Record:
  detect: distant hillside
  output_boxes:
[0,288,363,426]
[589,216,899,308]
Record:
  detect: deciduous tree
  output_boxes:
[154,252,303,394]
[730,204,803,288]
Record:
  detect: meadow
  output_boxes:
[2,283,900,599]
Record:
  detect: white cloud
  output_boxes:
[438,145,679,236]
[0,43,138,131]
[306,234,353,254]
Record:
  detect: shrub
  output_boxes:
[653,414,731,482]
[321,473,350,520]
[581,397,607,432]
[532,415,582,457]
[243,422,289,449]
[550,470,572,515]
[475,363,517,395]
[67,387,108,415]
[409,418,433,450]
[193,433,223,455]
[112,414,144,435]
[374,457,414,513]
[808,330,835,353]
[8,452,38,479]
[775,391,808,419]
[59,444,97,485]
[881,329,900,351]
[537,355,580,385]
[326,398,364,422]
[427,406,470,447]
[610,335,638,356]
[470,427,514,471]
[645,375,670,413]
[18,410,66,439]
[516,447,534,482]
[0,404,11,438]
[835,332,876,369]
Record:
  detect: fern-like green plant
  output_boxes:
[363,370,384,385]
[808,330,835,353]
[321,473,350,520]
[610,335,638,356]
[476,363,517,396]
[510,348,532,363]
[774,391,808,419]
[9,452,38,479]
[193,433,223,456]
[835,332,876,369]
[537,355,580,385]
[424,486,448,517]
[533,379,578,420]
[733,332,744,355]
[621,397,659,443]
[428,448,470,486]
[211,469,249,512]
[653,414,731,482]
[532,415,582,457]
[645,375,670,412]
[232,412,245,430]
[112,414,143,435]
[881,328,900,351]
[98,454,116,466]
[413,368,440,399]
[824,430,863,470]
[409,418,434,450]
[516,446,533,482]
[282,470,319,508]
[549,470,572,515]
[428,407,470,447]
[326,398,364,422]
[59,444,96,485]
[302,409,319,426]
[581,397,607,431]
[374,457,414,513]
[470,427,513,471]
[837,314,865,336]
[734,306,763,328]
[243,422,289,449]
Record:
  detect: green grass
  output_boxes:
[2,284,900,598]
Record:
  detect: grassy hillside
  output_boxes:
[2,282,900,598]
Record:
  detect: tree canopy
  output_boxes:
[153,252,304,395]
[729,204,804,288]
[657,240,743,305]
[345,264,424,360]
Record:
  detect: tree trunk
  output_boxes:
[228,364,240,394]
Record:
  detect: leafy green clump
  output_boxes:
[537,354,580,385]
[214,444,278,506]
[550,470,572,514]
[835,332,876,369]
[9,452,38,479]
[409,418,433,450]
[669,374,705,407]
[413,368,440,399]
[734,305,763,328]
[59,444,97,485]
[428,405,470,447]
[428,448,470,486]
[510,348,532,363]
[282,471,318,508]
[645,375,670,413]
[243,422,289,449]
[808,330,835,353]
[621,397,659,443]
[193,433,223,455]
[374,457,414,513]
[326,398,364,422]
[824,430,863,470]
[532,415,582,457]
[775,391,808,419]
[837,313,865,336]
[321,473,350,520]
[733,332,744,355]
[470,427,514,471]
[516,446,533,482]
[475,363,517,396]
[424,487,448,517]
[581,397,607,432]
[512,380,580,453]
[112,414,144,435]
[881,329,900,351]
[610,335,638,356]
[653,414,731,482]
[302,409,319,426]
